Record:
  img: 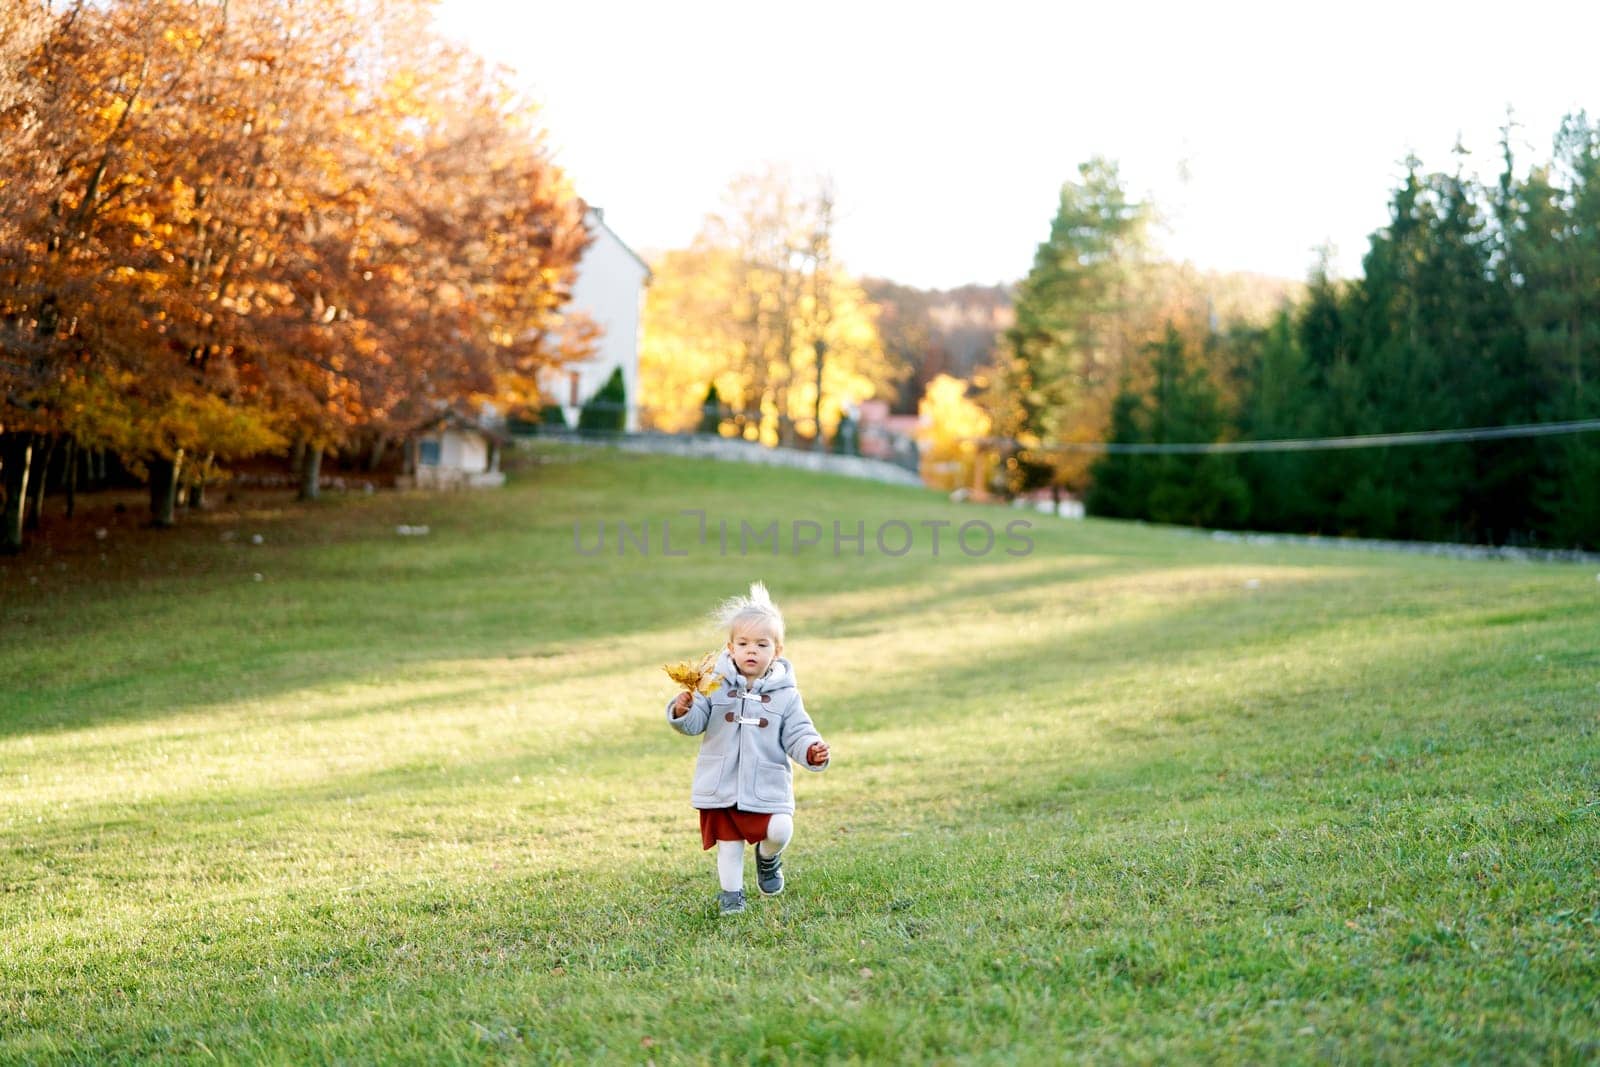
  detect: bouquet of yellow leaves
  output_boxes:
[663,651,723,696]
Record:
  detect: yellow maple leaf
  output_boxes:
[663,651,722,696]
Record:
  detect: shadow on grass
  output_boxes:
[13,565,1446,865]
[7,602,1594,1062]
[0,530,1162,740]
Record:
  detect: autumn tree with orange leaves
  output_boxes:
[0,0,590,550]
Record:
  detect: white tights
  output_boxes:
[716,813,793,892]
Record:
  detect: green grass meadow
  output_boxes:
[1,444,1597,1063]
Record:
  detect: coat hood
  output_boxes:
[714,650,796,693]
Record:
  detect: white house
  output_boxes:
[401,411,508,490]
[542,207,651,431]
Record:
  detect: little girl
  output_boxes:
[667,581,830,915]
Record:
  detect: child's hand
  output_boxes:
[671,692,693,718]
[807,740,830,766]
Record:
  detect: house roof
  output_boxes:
[584,205,653,280]
[413,409,511,444]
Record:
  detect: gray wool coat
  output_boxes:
[665,652,828,815]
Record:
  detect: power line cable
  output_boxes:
[1018,417,1600,455]
[520,400,1600,457]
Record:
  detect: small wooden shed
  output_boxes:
[400,411,508,490]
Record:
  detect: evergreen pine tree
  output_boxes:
[698,383,723,435]
[1236,309,1316,531]
[994,158,1150,496]
[578,367,627,433]
[1509,115,1600,547]
[1085,383,1147,518]
[1140,326,1247,528]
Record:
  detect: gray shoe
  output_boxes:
[756,849,784,896]
[718,889,746,915]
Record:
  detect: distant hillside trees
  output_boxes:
[861,279,1013,414]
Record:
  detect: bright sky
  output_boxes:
[431,0,1597,290]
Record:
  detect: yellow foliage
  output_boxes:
[639,246,900,439]
[57,371,286,461]
[917,375,996,493]
[637,246,743,431]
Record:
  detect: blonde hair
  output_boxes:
[714,581,785,644]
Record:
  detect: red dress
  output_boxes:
[699,807,772,850]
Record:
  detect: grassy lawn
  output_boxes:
[1,443,1596,1064]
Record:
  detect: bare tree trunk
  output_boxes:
[367,433,391,472]
[811,339,828,451]
[191,451,214,509]
[64,436,78,519]
[810,198,833,450]
[1,433,33,554]
[298,443,322,501]
[149,450,184,528]
[25,433,55,530]
[774,266,798,448]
